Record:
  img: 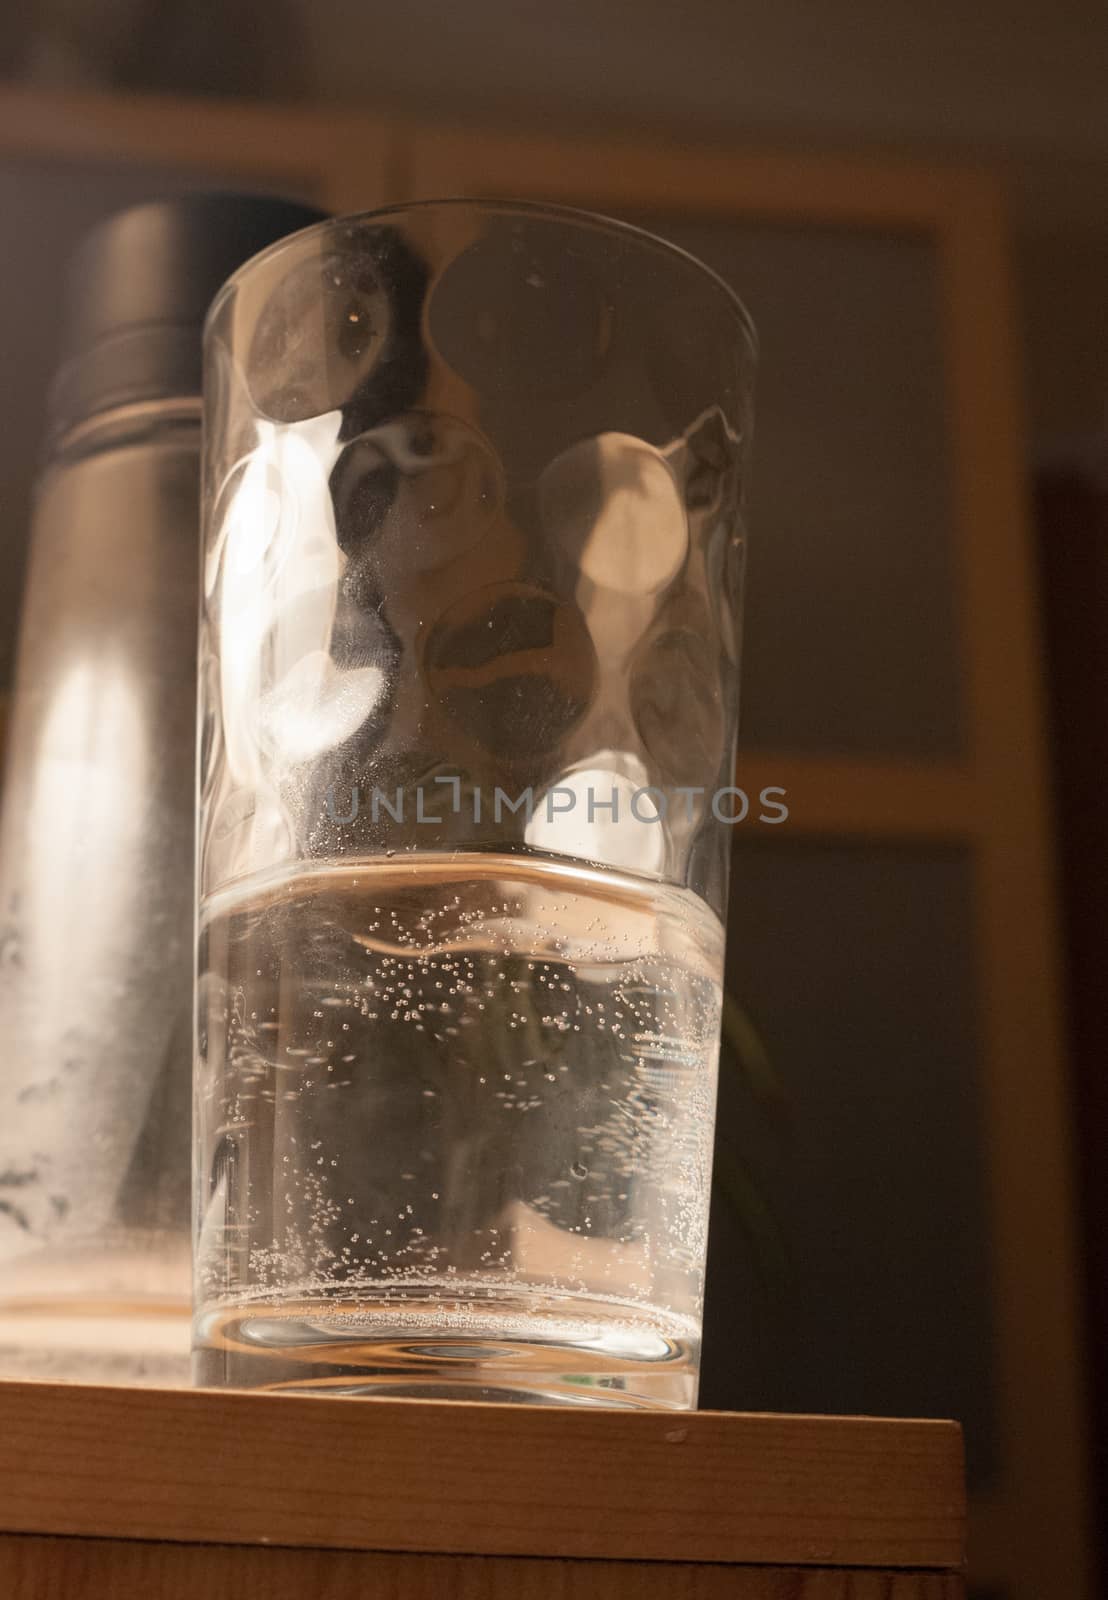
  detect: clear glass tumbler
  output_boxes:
[195,201,755,1408]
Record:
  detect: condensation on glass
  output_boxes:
[196,202,755,1408]
[0,194,324,1385]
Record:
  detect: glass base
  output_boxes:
[194,1286,699,1409]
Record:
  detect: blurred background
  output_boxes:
[0,4,1105,1596]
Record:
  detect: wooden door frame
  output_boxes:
[0,82,393,213]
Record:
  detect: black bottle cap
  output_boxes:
[48,192,327,439]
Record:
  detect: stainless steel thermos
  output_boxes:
[0,194,323,1381]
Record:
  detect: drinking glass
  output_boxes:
[196,200,755,1407]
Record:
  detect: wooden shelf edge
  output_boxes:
[0,1533,971,1599]
[0,1381,965,1571]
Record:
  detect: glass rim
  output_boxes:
[204,195,758,357]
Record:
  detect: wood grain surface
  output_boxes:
[0,1382,964,1571]
[0,1535,966,1600]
